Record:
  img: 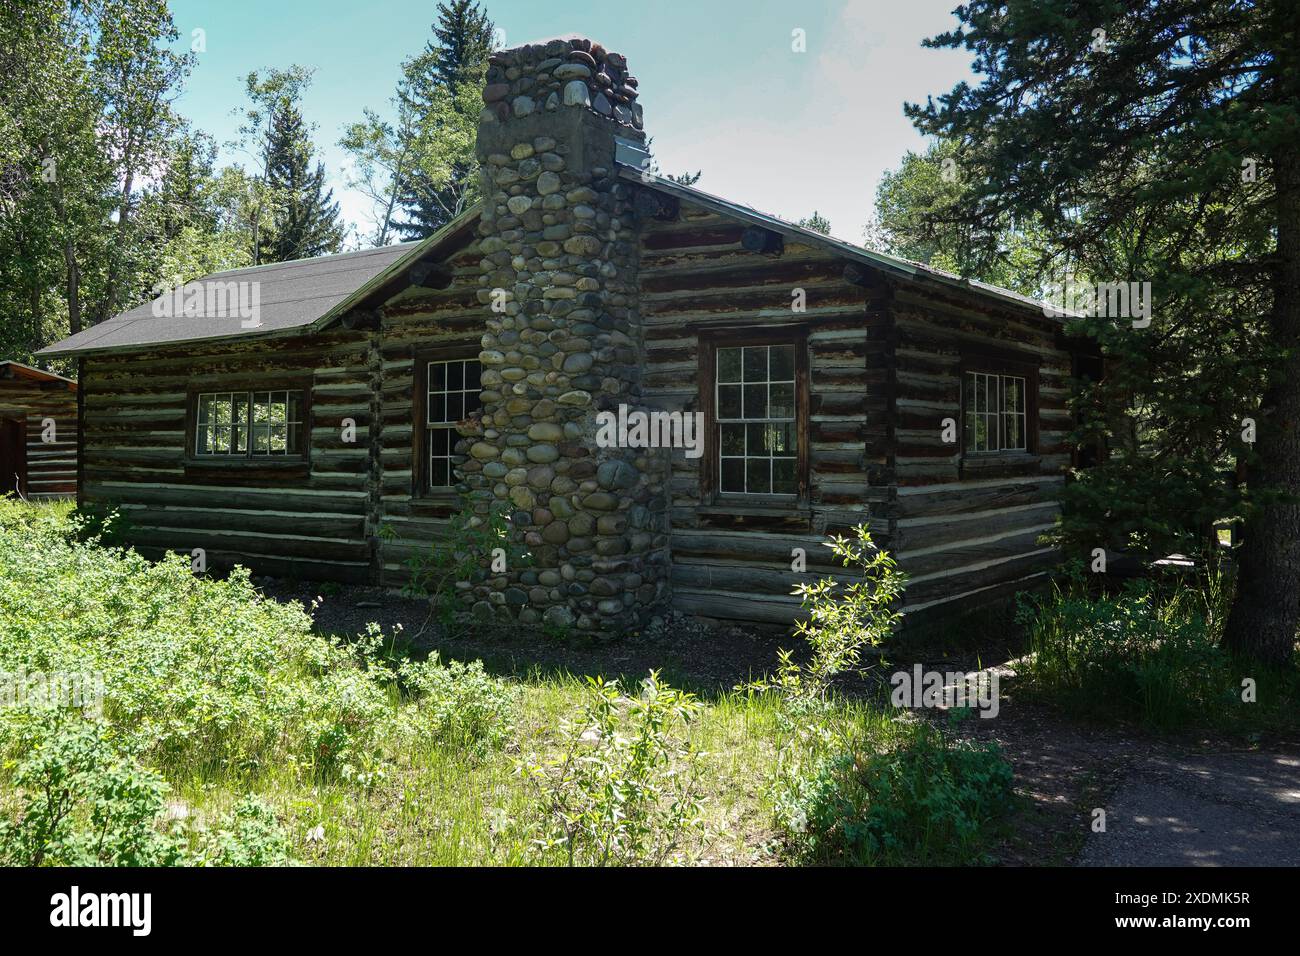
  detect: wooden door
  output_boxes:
[0,417,26,497]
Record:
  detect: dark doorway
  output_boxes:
[0,417,26,497]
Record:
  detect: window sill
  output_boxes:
[186,457,308,468]
[698,498,812,526]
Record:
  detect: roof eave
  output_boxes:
[620,168,1074,322]
[309,203,483,332]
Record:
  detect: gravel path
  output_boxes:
[1077,750,1300,866]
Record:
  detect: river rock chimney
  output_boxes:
[460,35,669,636]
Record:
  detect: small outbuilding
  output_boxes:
[0,361,79,500]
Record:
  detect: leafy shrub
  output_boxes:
[400,503,530,634]
[0,499,515,789]
[776,723,1013,865]
[198,797,295,867]
[1014,565,1256,729]
[0,719,185,866]
[520,672,705,866]
[749,526,906,719]
[398,653,515,755]
[0,719,297,867]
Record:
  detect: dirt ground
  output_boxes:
[257,577,1300,867]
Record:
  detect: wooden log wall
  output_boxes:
[373,231,484,586]
[72,203,1077,627]
[887,282,1073,618]
[639,200,887,623]
[0,377,78,499]
[79,328,376,582]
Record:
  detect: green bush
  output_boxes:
[0,500,529,865]
[398,653,516,755]
[0,500,520,786]
[754,525,906,707]
[1013,566,1273,730]
[519,672,705,866]
[0,719,295,866]
[199,797,295,867]
[777,723,1013,865]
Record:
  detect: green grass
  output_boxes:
[8,498,1001,866]
[1014,567,1300,736]
[158,679,797,866]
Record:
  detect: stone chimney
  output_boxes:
[461,35,669,637]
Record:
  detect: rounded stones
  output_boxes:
[563,80,590,108]
[561,353,594,374]
[554,63,592,81]
[526,444,560,464]
[536,171,562,195]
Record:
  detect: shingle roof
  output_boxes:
[37,242,423,357]
[39,167,1067,360]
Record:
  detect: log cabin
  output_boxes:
[39,34,1096,635]
[0,361,79,500]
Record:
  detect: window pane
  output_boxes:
[1005,415,1022,450]
[429,428,450,457]
[1004,377,1022,412]
[447,361,462,389]
[465,361,482,393]
[743,384,766,419]
[770,345,794,381]
[745,457,771,494]
[743,346,767,382]
[717,348,742,384]
[718,384,742,419]
[430,362,445,391]
[196,424,211,454]
[446,392,464,423]
[746,422,767,455]
[772,458,797,495]
[720,423,744,456]
[768,423,795,454]
[769,383,794,419]
[428,392,447,424]
[429,457,449,489]
[720,457,745,492]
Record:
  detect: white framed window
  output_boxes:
[195,390,303,457]
[964,372,1027,453]
[716,343,798,495]
[425,358,482,488]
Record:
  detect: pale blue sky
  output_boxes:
[168,0,975,245]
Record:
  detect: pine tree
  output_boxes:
[393,1,494,239]
[258,99,343,262]
[427,0,494,90]
[907,0,1300,666]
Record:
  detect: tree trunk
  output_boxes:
[97,167,134,325]
[62,239,81,336]
[1222,146,1300,667]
